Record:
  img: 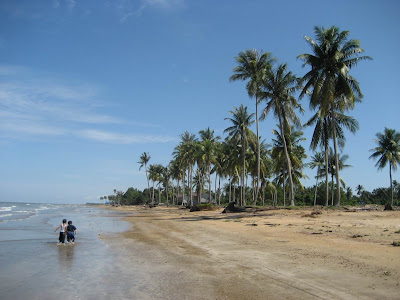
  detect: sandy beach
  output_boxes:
[103,205,400,300]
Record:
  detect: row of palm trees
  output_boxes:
[134,26,397,207]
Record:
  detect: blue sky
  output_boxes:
[0,0,399,204]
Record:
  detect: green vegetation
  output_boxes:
[104,26,400,209]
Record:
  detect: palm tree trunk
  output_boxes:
[182,171,185,206]
[324,144,329,206]
[314,169,319,206]
[331,173,334,206]
[390,164,393,206]
[145,164,151,203]
[152,181,155,205]
[209,163,212,203]
[278,115,295,205]
[229,176,232,203]
[242,133,245,206]
[331,108,341,206]
[218,176,221,205]
[189,165,193,206]
[214,173,217,204]
[283,180,286,206]
[255,97,260,206]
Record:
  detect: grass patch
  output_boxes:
[392,241,400,246]
[196,203,217,211]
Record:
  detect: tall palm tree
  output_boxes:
[224,105,255,205]
[369,127,400,205]
[230,49,275,203]
[138,152,151,203]
[148,164,157,204]
[198,127,220,203]
[260,63,303,206]
[298,26,371,206]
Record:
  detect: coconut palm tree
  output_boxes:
[138,152,151,202]
[173,131,198,206]
[198,127,220,203]
[308,151,325,205]
[230,49,275,203]
[305,107,358,205]
[298,26,371,206]
[369,127,400,205]
[224,105,255,205]
[260,63,303,206]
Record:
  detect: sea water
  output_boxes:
[0,202,140,300]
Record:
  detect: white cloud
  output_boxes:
[116,0,184,21]
[77,129,177,144]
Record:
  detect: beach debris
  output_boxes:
[222,202,246,213]
[384,204,393,211]
[301,211,322,218]
[392,241,400,247]
[246,223,258,226]
[351,234,363,238]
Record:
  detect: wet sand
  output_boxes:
[104,205,400,300]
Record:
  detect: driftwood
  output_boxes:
[384,203,393,211]
[222,202,246,213]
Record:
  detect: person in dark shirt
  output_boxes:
[66,220,77,244]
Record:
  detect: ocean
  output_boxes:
[0,202,140,300]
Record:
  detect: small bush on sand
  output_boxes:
[392,241,400,246]
[197,203,217,211]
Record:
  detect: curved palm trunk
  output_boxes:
[278,114,295,206]
[331,108,341,206]
[255,98,260,205]
[228,176,232,203]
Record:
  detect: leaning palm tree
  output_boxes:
[298,26,371,206]
[369,127,400,206]
[138,152,151,203]
[230,49,275,203]
[224,105,255,205]
[260,63,303,206]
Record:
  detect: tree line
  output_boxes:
[109,26,400,207]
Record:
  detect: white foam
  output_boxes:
[0,207,12,212]
[0,214,12,218]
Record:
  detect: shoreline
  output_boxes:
[102,205,400,299]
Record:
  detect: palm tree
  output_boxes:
[173,131,197,206]
[308,152,325,205]
[305,108,359,205]
[198,127,220,203]
[260,63,303,206]
[271,126,307,205]
[224,105,255,205]
[148,164,157,204]
[138,152,151,203]
[298,26,371,206]
[369,128,400,205]
[230,49,275,204]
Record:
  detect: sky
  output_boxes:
[0,0,399,204]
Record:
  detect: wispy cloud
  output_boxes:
[0,65,174,144]
[115,0,184,22]
[77,129,177,144]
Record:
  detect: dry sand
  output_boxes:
[104,205,400,300]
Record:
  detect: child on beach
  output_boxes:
[54,219,67,244]
[66,221,77,244]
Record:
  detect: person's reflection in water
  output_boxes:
[57,243,75,270]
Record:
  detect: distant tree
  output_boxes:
[369,127,400,205]
[138,152,151,203]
